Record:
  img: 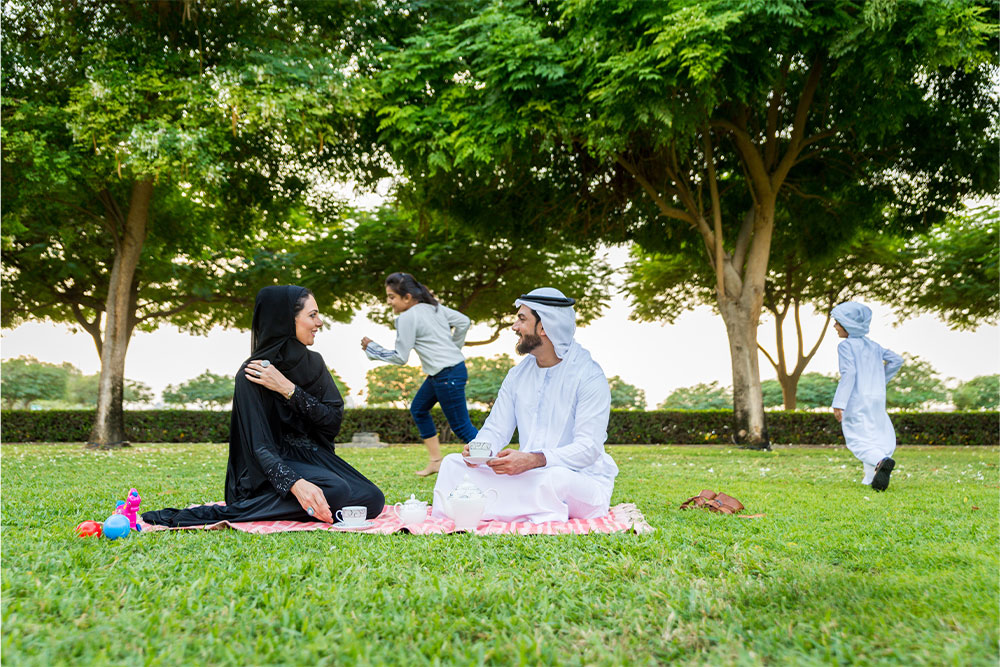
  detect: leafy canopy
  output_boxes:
[1,0,383,338]
[659,382,732,411]
[951,375,999,411]
[365,365,425,408]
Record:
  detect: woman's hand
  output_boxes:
[833,408,843,423]
[360,336,372,351]
[290,479,333,523]
[245,359,295,397]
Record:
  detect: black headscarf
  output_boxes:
[248,285,328,393]
[225,285,343,503]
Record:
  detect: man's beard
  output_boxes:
[516,332,543,355]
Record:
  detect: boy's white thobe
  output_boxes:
[432,341,618,523]
[832,336,903,483]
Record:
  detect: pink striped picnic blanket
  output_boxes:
[138,502,653,535]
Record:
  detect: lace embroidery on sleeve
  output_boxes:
[287,387,335,429]
[266,461,300,497]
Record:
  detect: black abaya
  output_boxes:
[142,286,384,527]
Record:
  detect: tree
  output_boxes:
[465,354,515,408]
[885,354,949,410]
[2,1,381,446]
[0,357,73,409]
[328,369,351,401]
[952,375,999,411]
[373,0,998,447]
[65,373,152,408]
[365,365,425,408]
[608,376,647,411]
[762,373,837,410]
[628,224,904,410]
[162,371,234,410]
[659,382,732,411]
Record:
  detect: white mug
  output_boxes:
[468,440,492,458]
[335,506,367,526]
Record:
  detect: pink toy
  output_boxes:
[122,488,142,530]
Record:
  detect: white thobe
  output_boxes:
[832,337,903,482]
[432,342,618,523]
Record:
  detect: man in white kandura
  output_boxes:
[431,287,618,523]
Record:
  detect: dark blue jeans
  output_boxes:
[410,361,479,443]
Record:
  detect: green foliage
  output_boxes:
[65,373,153,407]
[761,373,838,410]
[0,356,73,409]
[372,0,997,436]
[952,375,1000,411]
[3,409,997,447]
[659,382,732,410]
[0,357,150,408]
[328,369,350,400]
[1,1,378,335]
[365,365,425,407]
[872,205,1000,331]
[3,443,998,664]
[608,376,647,411]
[162,371,234,409]
[886,354,950,410]
[465,354,515,408]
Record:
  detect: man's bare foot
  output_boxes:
[414,458,443,477]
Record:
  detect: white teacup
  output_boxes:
[468,440,493,458]
[335,505,367,526]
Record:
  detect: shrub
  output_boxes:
[0,408,998,445]
[3,409,996,447]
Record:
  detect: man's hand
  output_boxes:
[487,449,545,475]
[360,336,372,351]
[460,443,477,467]
[833,408,843,423]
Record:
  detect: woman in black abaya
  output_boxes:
[143,286,385,527]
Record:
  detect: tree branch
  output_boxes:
[764,54,791,170]
[710,118,772,202]
[757,342,779,372]
[465,324,503,347]
[614,154,699,227]
[702,129,725,297]
[731,208,755,273]
[41,196,106,224]
[771,56,825,191]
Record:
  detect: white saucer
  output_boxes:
[332,520,374,529]
[464,455,497,466]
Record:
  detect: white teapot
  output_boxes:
[394,494,427,526]
[433,473,498,531]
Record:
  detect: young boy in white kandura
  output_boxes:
[831,301,904,492]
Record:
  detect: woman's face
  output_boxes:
[295,294,323,346]
[385,286,416,314]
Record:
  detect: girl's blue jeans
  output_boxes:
[410,361,479,443]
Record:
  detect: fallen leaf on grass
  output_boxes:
[737,514,766,519]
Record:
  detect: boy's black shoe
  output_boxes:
[871,457,895,492]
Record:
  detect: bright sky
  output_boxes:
[2,246,997,408]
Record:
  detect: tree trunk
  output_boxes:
[88,180,153,448]
[719,299,771,449]
[780,373,799,411]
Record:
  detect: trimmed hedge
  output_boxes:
[2,409,996,446]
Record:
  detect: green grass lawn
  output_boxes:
[2,443,997,666]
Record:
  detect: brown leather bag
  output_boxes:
[680,489,745,515]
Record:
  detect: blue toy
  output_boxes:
[103,514,131,540]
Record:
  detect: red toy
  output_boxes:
[75,520,103,538]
